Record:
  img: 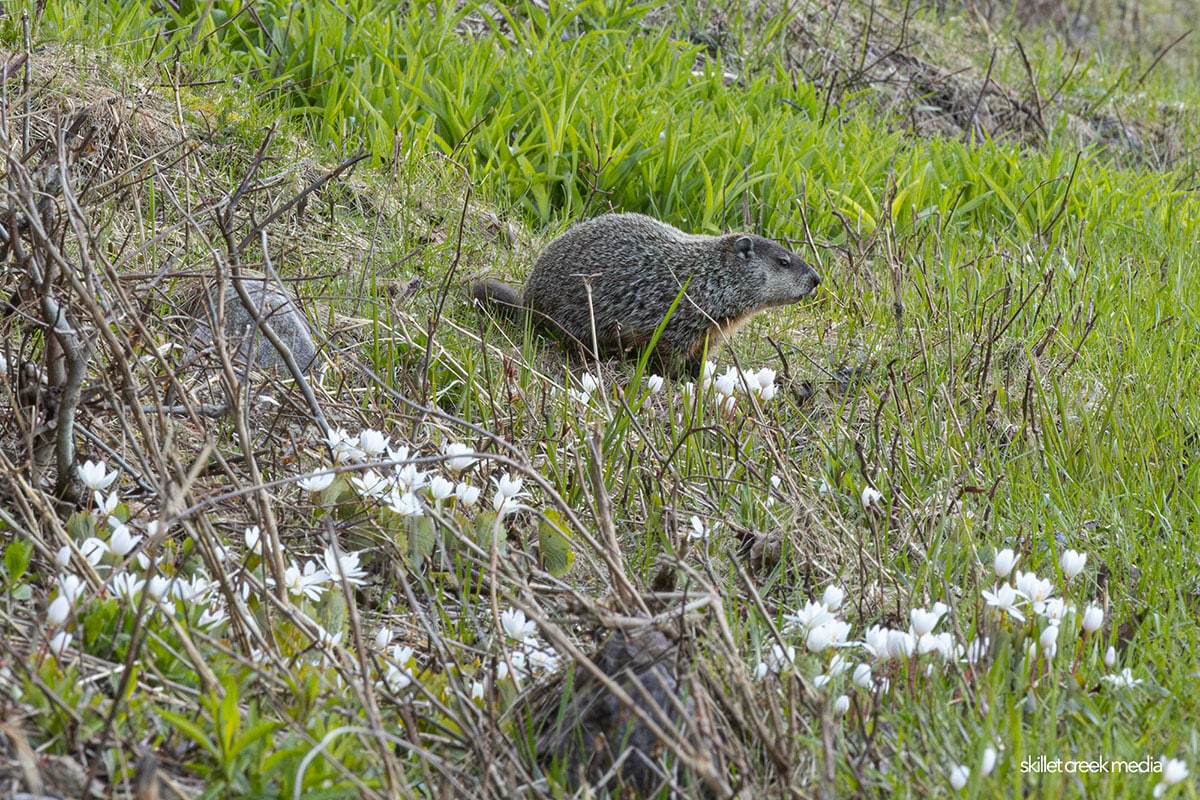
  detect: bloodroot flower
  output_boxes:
[993,548,1019,578]
[500,608,537,641]
[1060,549,1087,580]
[78,460,119,491]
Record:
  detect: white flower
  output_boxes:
[387,490,423,517]
[861,486,884,511]
[783,600,835,633]
[244,526,263,556]
[719,394,736,415]
[1040,597,1075,625]
[174,575,214,602]
[981,747,997,776]
[1039,624,1059,652]
[833,695,850,715]
[323,547,367,586]
[821,585,845,612]
[752,367,777,394]
[886,629,915,659]
[47,595,71,627]
[97,491,120,519]
[386,443,411,464]
[759,383,778,401]
[315,626,343,649]
[443,442,477,472]
[58,574,85,605]
[500,608,537,641]
[699,360,717,389]
[383,662,414,692]
[1060,549,1087,580]
[766,643,796,673]
[1081,605,1104,633]
[492,492,521,517]
[646,374,664,393]
[325,428,363,463]
[492,474,529,517]
[109,573,145,602]
[993,548,1019,578]
[298,471,337,493]
[1041,623,1060,652]
[1101,668,1143,689]
[526,643,559,673]
[918,631,955,660]
[506,650,529,684]
[863,625,890,659]
[688,516,709,542]
[80,537,109,565]
[1013,571,1054,611]
[752,661,769,681]
[1104,645,1117,668]
[714,368,740,398]
[428,476,456,501]
[391,644,415,667]
[48,630,73,658]
[455,482,481,506]
[470,680,485,701]
[937,633,959,660]
[949,764,969,791]
[55,546,71,568]
[852,663,872,688]
[982,583,1023,619]
[374,627,392,650]
[146,575,172,602]
[965,636,990,664]
[806,625,835,653]
[394,463,428,492]
[78,460,119,491]
[807,620,852,652]
[358,429,390,457]
[494,473,524,499]
[910,606,945,637]
[827,654,852,677]
[1154,758,1189,797]
[109,523,141,557]
[350,469,391,499]
[393,642,417,671]
[197,604,228,628]
[579,373,600,395]
[279,561,329,602]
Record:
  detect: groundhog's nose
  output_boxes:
[809,266,821,286]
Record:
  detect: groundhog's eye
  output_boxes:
[777,256,791,268]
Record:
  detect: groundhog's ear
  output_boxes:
[734,236,755,259]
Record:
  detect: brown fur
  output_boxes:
[473,213,821,374]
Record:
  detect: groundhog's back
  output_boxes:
[521,213,818,360]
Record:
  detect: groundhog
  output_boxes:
[473,212,821,374]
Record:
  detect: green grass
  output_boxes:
[0,0,1198,797]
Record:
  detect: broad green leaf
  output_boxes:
[158,708,220,759]
[538,509,575,577]
[3,539,32,585]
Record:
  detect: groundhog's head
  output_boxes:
[730,234,822,306]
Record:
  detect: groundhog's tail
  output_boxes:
[470,279,524,319]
